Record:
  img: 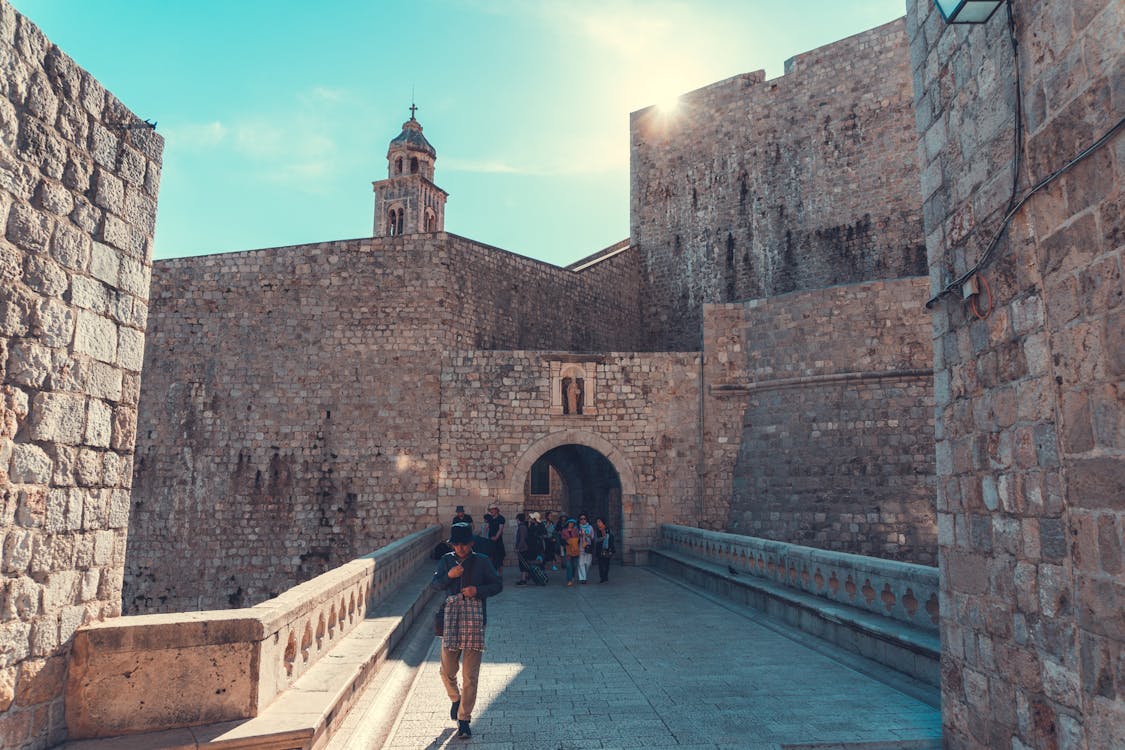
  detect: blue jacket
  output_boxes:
[430,551,503,624]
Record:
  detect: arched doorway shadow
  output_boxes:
[507,431,637,558]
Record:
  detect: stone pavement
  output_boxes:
[365,565,941,749]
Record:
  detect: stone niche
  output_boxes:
[548,358,600,416]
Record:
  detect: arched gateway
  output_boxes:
[505,431,639,561]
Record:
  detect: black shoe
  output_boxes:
[515,580,527,586]
[450,700,459,721]
[457,720,472,739]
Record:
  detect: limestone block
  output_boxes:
[5,201,51,253]
[117,145,145,187]
[73,310,116,363]
[42,571,78,613]
[2,531,34,574]
[27,391,85,444]
[110,405,136,452]
[0,620,31,669]
[107,489,128,529]
[16,488,47,528]
[116,326,144,372]
[91,169,123,215]
[14,656,65,708]
[118,254,148,298]
[32,298,74,349]
[98,214,130,252]
[74,449,100,487]
[8,442,51,484]
[70,275,109,314]
[65,635,258,739]
[22,255,67,298]
[5,340,50,389]
[88,123,118,170]
[91,531,113,566]
[0,285,33,337]
[0,668,13,712]
[58,604,84,644]
[49,221,89,271]
[84,399,111,448]
[88,240,119,285]
[84,361,122,402]
[6,578,41,622]
[35,179,72,217]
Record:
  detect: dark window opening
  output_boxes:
[530,460,550,495]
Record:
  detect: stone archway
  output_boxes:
[506,431,639,561]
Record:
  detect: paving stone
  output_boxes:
[376,568,940,749]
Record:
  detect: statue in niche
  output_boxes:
[563,377,584,415]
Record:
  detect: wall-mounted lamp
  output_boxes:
[934,0,1004,23]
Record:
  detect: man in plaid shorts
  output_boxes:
[431,522,503,739]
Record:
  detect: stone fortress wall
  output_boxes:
[631,18,927,350]
[126,232,648,613]
[907,0,1124,746]
[703,277,937,565]
[0,1,164,746]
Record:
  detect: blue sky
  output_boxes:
[12,1,908,266]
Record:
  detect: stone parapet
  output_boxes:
[65,526,439,739]
[661,524,939,633]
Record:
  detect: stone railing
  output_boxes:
[661,525,939,632]
[66,525,441,739]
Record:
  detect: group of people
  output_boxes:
[514,510,616,586]
[430,504,618,739]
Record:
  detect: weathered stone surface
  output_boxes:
[73,309,116,363]
[908,0,1123,745]
[631,19,925,349]
[0,3,162,743]
[7,443,50,484]
[26,392,84,444]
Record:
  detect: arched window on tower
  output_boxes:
[424,208,437,232]
[395,157,403,175]
[396,209,404,236]
[410,157,419,174]
[387,208,398,236]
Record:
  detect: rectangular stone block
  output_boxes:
[73,310,116,364]
[27,392,84,445]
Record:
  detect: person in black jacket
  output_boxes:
[431,523,503,739]
[593,517,616,583]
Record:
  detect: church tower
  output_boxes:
[373,106,448,237]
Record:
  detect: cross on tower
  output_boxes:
[409,103,418,119]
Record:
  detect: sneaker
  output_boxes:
[551,566,558,571]
[566,581,574,587]
[450,700,460,721]
[580,580,587,584]
[516,580,527,586]
[457,720,472,739]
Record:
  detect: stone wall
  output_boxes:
[444,234,644,352]
[438,349,701,555]
[127,232,647,613]
[702,278,937,563]
[631,18,927,350]
[0,1,163,746]
[906,0,1123,747]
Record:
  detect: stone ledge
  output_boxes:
[61,563,436,750]
[650,548,940,687]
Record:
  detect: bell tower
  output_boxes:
[373,105,448,237]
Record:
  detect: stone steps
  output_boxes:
[61,564,436,750]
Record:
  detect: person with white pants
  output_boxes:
[577,513,595,584]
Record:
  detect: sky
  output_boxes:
[11,1,909,266]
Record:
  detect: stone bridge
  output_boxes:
[62,526,941,750]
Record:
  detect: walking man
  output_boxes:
[431,522,503,739]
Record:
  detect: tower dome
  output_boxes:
[386,105,436,181]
